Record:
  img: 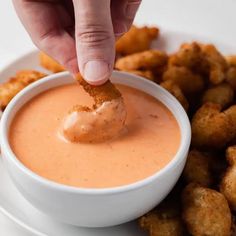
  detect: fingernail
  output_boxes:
[126,1,141,19]
[114,22,127,38]
[84,60,110,85]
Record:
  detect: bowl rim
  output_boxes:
[0,71,191,195]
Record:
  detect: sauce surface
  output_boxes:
[9,83,180,188]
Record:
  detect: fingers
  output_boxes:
[73,0,115,85]
[12,0,78,74]
[111,0,142,39]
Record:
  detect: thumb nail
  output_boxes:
[83,60,110,85]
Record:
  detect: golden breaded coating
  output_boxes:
[39,52,65,73]
[183,150,213,187]
[226,56,236,90]
[0,70,46,110]
[139,199,185,236]
[182,184,231,236]
[162,66,204,94]
[124,70,155,81]
[220,146,236,210]
[201,44,227,85]
[75,74,121,106]
[115,50,168,71]
[202,83,234,108]
[226,55,236,67]
[169,42,203,69]
[116,25,159,55]
[226,67,236,90]
[160,80,189,111]
[169,42,227,85]
[191,103,235,149]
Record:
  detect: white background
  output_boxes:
[0,0,236,235]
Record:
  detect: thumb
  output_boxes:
[73,0,115,85]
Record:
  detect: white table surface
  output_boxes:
[1,0,236,235]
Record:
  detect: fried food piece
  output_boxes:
[183,150,213,187]
[201,44,228,85]
[202,83,234,108]
[115,50,168,71]
[39,52,65,73]
[0,70,46,110]
[226,55,236,67]
[139,199,185,236]
[116,25,159,55]
[162,66,204,94]
[62,74,126,143]
[226,56,236,90]
[170,42,227,85]
[160,80,189,111]
[123,70,155,81]
[182,184,231,236]
[220,146,236,210]
[169,42,203,69]
[191,103,235,149]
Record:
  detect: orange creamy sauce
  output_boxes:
[10,83,180,188]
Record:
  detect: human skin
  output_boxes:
[12,0,142,85]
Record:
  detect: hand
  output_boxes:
[13,0,142,85]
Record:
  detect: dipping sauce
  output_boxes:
[9,83,180,188]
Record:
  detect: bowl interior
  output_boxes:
[0,71,191,193]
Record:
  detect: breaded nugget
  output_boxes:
[115,50,168,71]
[220,146,236,210]
[169,42,203,69]
[226,55,236,67]
[162,66,204,94]
[140,198,185,236]
[202,83,234,108]
[201,44,227,84]
[125,70,155,81]
[62,74,126,143]
[169,42,227,85]
[39,52,65,73]
[76,74,121,106]
[191,103,235,149]
[183,150,213,187]
[116,25,159,55]
[226,56,236,90]
[0,70,46,110]
[182,184,231,236]
[160,80,189,111]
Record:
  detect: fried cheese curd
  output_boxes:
[182,184,232,236]
[191,103,236,149]
[39,52,65,73]
[62,74,126,143]
[183,150,213,187]
[0,70,46,110]
[220,146,236,211]
[226,55,236,90]
[202,83,234,108]
[139,196,185,236]
[160,80,189,111]
[169,42,228,85]
[115,25,159,55]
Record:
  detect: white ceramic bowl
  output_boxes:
[0,71,191,227]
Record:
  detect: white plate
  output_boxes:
[0,29,235,236]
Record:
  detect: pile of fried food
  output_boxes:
[2,25,236,235]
